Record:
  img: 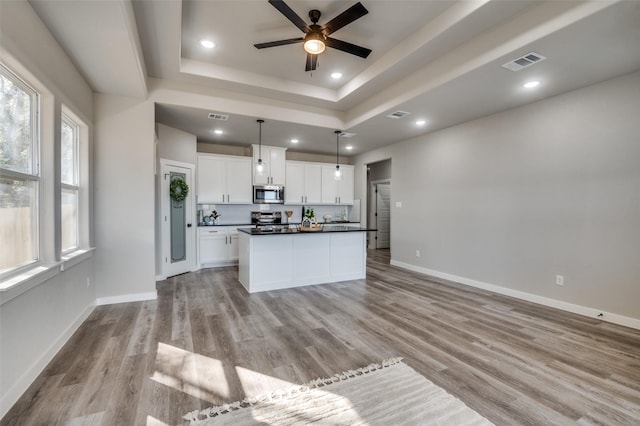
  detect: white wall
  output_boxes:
[157,123,197,165]
[94,94,156,303]
[0,1,96,417]
[155,124,197,276]
[355,71,640,325]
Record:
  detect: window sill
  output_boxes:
[0,248,95,306]
[61,248,95,271]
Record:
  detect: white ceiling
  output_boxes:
[29,0,640,156]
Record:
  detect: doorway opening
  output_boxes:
[366,159,391,252]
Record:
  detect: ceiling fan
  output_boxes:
[254,0,372,72]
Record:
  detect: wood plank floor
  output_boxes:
[3,249,640,425]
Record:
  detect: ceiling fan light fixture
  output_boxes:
[304,32,325,54]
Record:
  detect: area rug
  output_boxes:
[183,357,493,425]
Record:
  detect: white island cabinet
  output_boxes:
[238,227,367,293]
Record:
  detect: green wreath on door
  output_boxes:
[170,178,189,201]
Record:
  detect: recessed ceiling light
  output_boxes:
[523,80,540,89]
[331,72,343,79]
[214,129,223,135]
[200,39,215,49]
[345,145,353,151]
[291,139,299,144]
[416,119,427,126]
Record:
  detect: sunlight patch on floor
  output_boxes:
[146,414,170,426]
[235,365,297,397]
[151,342,230,401]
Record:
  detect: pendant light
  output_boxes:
[256,119,265,175]
[334,130,342,181]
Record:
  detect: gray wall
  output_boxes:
[157,123,197,165]
[355,70,640,321]
[94,94,156,301]
[368,159,391,182]
[0,1,96,416]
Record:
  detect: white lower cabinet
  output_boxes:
[198,227,239,267]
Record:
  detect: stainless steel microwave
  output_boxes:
[253,185,284,204]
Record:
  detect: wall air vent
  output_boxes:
[208,112,229,120]
[385,111,411,119]
[501,52,546,72]
[339,132,356,138]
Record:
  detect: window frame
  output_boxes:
[0,63,41,279]
[60,112,80,254]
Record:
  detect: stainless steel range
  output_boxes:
[251,211,282,225]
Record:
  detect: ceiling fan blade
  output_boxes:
[305,53,318,72]
[268,0,309,33]
[321,2,368,36]
[325,37,372,58]
[254,37,304,49]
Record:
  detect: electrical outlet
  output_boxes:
[555,275,564,286]
[416,250,421,257]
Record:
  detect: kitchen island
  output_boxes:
[237,226,371,293]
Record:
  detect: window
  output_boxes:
[0,64,40,275]
[61,113,79,252]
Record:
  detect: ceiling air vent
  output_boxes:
[501,52,546,72]
[207,112,229,120]
[339,132,356,138]
[386,110,411,119]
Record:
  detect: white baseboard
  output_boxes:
[155,274,167,282]
[390,260,640,330]
[0,302,95,419]
[96,291,157,306]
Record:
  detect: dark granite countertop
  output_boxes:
[238,225,375,236]
[198,223,252,227]
[199,221,362,228]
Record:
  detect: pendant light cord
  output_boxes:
[257,119,264,161]
[335,130,341,166]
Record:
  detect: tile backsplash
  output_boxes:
[197,203,356,225]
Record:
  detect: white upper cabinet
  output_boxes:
[252,145,287,186]
[225,157,253,204]
[197,154,252,204]
[321,164,354,205]
[285,161,322,204]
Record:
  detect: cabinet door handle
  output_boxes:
[301,195,304,203]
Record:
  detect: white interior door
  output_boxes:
[161,160,196,277]
[375,182,391,249]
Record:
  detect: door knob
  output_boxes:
[187,223,192,228]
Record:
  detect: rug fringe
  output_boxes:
[183,357,404,422]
